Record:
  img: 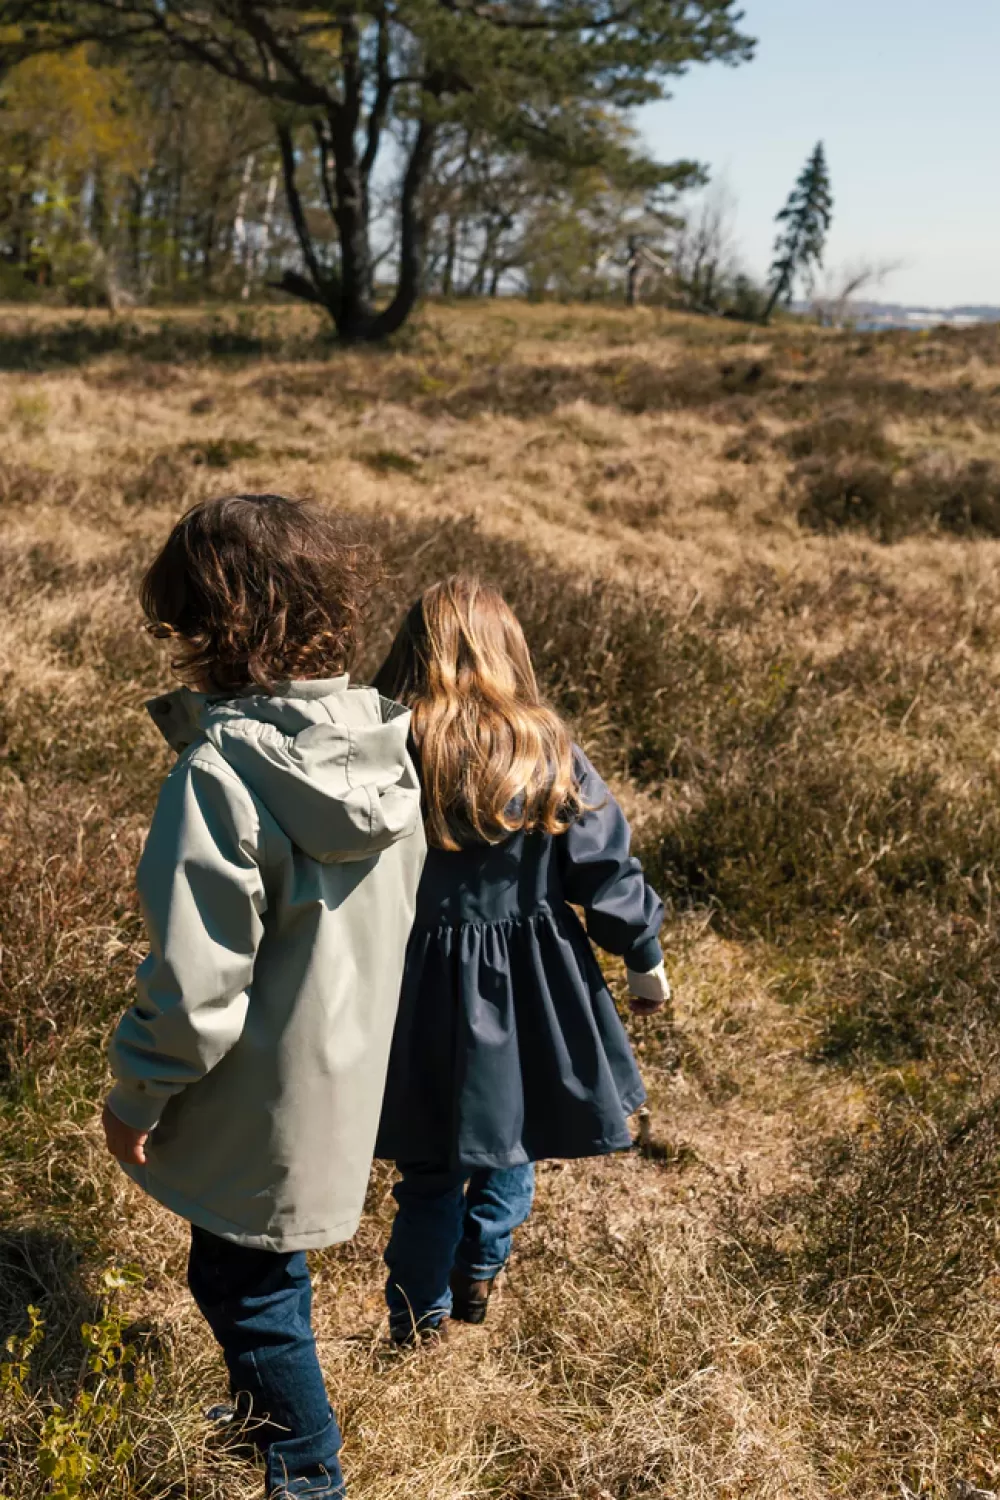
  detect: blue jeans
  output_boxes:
[384,1163,536,1339]
[187,1226,344,1497]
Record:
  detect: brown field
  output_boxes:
[1,300,999,1499]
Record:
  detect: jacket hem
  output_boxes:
[449,1142,634,1171]
[378,1092,647,1172]
[122,1167,363,1252]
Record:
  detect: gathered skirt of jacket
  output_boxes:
[376,904,645,1170]
[376,748,662,1172]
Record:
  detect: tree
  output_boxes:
[669,179,739,312]
[126,62,280,303]
[0,1,754,341]
[0,47,148,302]
[422,119,700,303]
[762,141,832,325]
[0,46,291,306]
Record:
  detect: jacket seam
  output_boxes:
[208,720,292,745]
[326,699,374,838]
[415,905,559,934]
[184,748,265,862]
[207,718,349,753]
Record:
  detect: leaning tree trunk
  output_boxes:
[440,214,458,297]
[761,264,790,325]
[625,236,640,308]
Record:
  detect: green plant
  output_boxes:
[0,1302,46,1412]
[763,142,833,323]
[0,1268,154,1500]
[780,409,897,463]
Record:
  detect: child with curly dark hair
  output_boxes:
[102,495,425,1499]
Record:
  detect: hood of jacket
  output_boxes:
[146,677,421,864]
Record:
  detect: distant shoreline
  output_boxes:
[795,301,1000,331]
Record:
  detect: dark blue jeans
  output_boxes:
[187,1226,344,1497]
[384,1163,536,1339]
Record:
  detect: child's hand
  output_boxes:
[102,1100,150,1166]
[626,962,672,1017]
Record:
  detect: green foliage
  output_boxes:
[421,110,706,301]
[0,1268,156,1499]
[0,1,755,334]
[181,437,263,469]
[0,48,148,302]
[357,446,423,477]
[0,1303,45,1408]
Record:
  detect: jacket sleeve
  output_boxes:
[107,754,266,1132]
[557,748,664,972]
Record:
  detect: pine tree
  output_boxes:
[762,142,832,324]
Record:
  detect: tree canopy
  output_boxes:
[0,1,754,337]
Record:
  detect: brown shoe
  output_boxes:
[450,1270,496,1325]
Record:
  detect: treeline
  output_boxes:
[0,46,727,314]
[0,5,856,337]
[0,50,291,308]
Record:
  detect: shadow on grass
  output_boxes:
[0,312,342,372]
[1,312,995,442]
[254,349,1000,432]
[0,1226,92,1384]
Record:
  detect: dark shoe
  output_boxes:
[204,1401,271,1462]
[449,1270,496,1325]
[390,1317,450,1350]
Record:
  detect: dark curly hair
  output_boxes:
[141,494,381,694]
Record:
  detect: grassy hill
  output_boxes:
[0,300,998,1499]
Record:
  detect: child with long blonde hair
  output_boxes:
[373,575,670,1342]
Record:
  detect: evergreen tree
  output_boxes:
[0,1,755,341]
[762,141,832,324]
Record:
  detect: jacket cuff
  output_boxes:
[623,935,663,973]
[627,963,671,1003]
[106,1082,165,1134]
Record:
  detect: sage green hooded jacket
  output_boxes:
[108,677,426,1252]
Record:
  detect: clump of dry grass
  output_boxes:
[720,1098,1000,1495]
[1,300,999,1499]
[794,451,1000,541]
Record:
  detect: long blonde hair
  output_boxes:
[373,576,585,851]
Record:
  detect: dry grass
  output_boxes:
[0,299,998,1499]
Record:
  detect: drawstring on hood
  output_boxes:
[147,678,421,864]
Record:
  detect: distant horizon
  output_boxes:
[639,0,999,308]
[803,299,1000,314]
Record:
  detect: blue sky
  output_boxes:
[640,0,999,307]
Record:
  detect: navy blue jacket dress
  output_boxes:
[375,748,664,1172]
